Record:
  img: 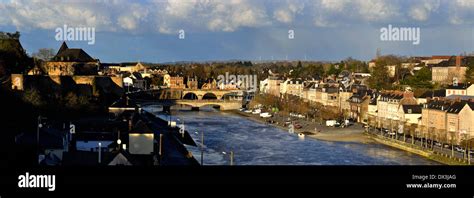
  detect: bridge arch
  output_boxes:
[182,92,199,100]
[202,93,218,100]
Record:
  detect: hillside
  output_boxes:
[0,31,33,79]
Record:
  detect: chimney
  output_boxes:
[455,56,461,67]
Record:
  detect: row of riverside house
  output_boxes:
[259,56,474,148]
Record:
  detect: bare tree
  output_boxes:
[32,48,55,61]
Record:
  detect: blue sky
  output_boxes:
[0,0,473,62]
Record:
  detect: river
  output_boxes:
[144,105,438,165]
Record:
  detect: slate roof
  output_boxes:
[52,41,95,62]
[446,83,472,90]
[402,105,422,114]
[419,89,446,98]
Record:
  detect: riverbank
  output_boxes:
[230,110,374,144]
[367,133,470,165]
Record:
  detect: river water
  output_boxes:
[144,106,438,165]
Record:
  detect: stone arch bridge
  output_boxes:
[181,89,241,100]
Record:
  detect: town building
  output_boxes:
[163,74,185,89]
[420,100,451,140]
[339,88,353,114]
[260,76,283,97]
[187,77,198,89]
[445,101,474,144]
[385,65,396,78]
[349,94,370,123]
[398,104,422,125]
[376,91,417,130]
[43,42,99,76]
[280,79,304,98]
[417,89,446,104]
[107,62,146,74]
[267,76,282,97]
[431,56,468,85]
[445,83,474,96]
[201,78,217,90]
[169,76,185,89]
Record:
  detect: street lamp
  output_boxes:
[37,115,48,145]
[460,130,469,163]
[195,131,204,165]
[37,115,47,163]
[98,142,102,164]
[117,138,122,151]
[222,151,234,166]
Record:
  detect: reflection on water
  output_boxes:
[144,106,439,165]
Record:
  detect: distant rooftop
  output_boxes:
[51,41,95,62]
[446,83,472,90]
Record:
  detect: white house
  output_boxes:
[123,76,134,87]
[446,83,474,96]
[398,104,422,125]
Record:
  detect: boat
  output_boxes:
[252,109,261,114]
[298,133,305,139]
[260,112,272,118]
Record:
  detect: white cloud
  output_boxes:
[274,9,293,23]
[355,0,398,22]
[410,7,429,21]
[449,0,474,25]
[409,0,440,21]
[158,24,174,34]
[455,0,474,8]
[0,0,472,34]
[155,0,270,33]
[320,0,348,12]
[273,1,304,24]
[0,0,116,31]
[117,4,149,30]
[118,16,137,30]
[449,15,463,25]
[164,0,197,18]
[308,0,397,27]
[314,15,330,27]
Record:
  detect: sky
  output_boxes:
[0,0,473,63]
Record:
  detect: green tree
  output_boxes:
[401,67,433,89]
[342,57,366,72]
[465,57,474,84]
[327,64,341,76]
[0,31,33,75]
[307,63,325,78]
[367,64,392,90]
